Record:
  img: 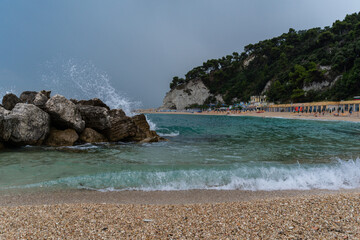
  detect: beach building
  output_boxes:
[246,95,268,111]
[266,99,360,116]
[250,95,267,105]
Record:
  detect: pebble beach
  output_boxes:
[1,190,360,239]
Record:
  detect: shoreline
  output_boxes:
[140,110,360,122]
[1,189,360,238]
[1,188,360,206]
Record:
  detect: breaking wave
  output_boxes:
[6,158,360,192]
[157,131,180,137]
[41,58,140,115]
[145,115,157,131]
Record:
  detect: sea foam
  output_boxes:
[41,58,140,116]
[6,158,360,192]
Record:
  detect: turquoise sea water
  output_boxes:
[1,114,360,192]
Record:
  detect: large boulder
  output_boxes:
[130,114,165,142]
[2,93,21,110]
[0,106,10,116]
[19,91,38,104]
[0,106,11,142]
[44,128,79,146]
[5,103,50,145]
[75,98,110,110]
[0,115,11,142]
[45,94,85,133]
[109,109,126,119]
[39,90,51,99]
[79,128,108,143]
[33,92,49,109]
[78,105,111,131]
[102,109,137,141]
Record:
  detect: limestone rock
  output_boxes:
[39,90,51,99]
[2,93,21,110]
[109,109,126,119]
[161,79,224,110]
[45,94,85,133]
[33,92,49,109]
[139,136,168,144]
[0,106,11,142]
[139,137,159,143]
[19,91,38,104]
[79,128,108,143]
[78,105,110,131]
[0,106,10,116]
[6,103,50,145]
[0,114,12,142]
[132,114,152,136]
[102,109,137,142]
[302,81,332,92]
[131,114,157,141]
[76,98,110,110]
[44,128,79,146]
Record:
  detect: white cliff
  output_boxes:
[161,79,223,110]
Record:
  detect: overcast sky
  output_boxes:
[1,1,360,108]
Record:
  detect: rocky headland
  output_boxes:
[0,90,166,149]
[161,79,224,110]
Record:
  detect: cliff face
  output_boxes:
[165,12,360,104]
[161,79,223,110]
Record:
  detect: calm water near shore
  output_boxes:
[1,114,360,193]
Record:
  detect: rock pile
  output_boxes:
[0,90,166,148]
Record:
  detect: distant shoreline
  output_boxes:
[139,110,360,122]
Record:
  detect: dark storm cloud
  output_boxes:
[1,0,360,107]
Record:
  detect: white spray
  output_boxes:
[41,58,141,116]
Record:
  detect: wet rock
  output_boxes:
[2,93,21,110]
[19,91,38,104]
[0,106,10,116]
[78,105,111,131]
[0,91,164,147]
[0,114,12,142]
[70,99,78,104]
[45,94,85,133]
[6,103,50,145]
[0,106,11,142]
[79,128,108,143]
[33,92,49,109]
[44,128,79,146]
[131,114,163,142]
[139,137,160,143]
[102,109,137,141]
[139,135,168,143]
[39,90,51,99]
[76,98,110,110]
[109,109,126,119]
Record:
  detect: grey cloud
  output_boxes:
[1,0,360,108]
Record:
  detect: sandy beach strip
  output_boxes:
[1,189,360,239]
[140,110,360,122]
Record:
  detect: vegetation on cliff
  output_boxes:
[169,12,360,104]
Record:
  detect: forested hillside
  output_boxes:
[169,12,360,104]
